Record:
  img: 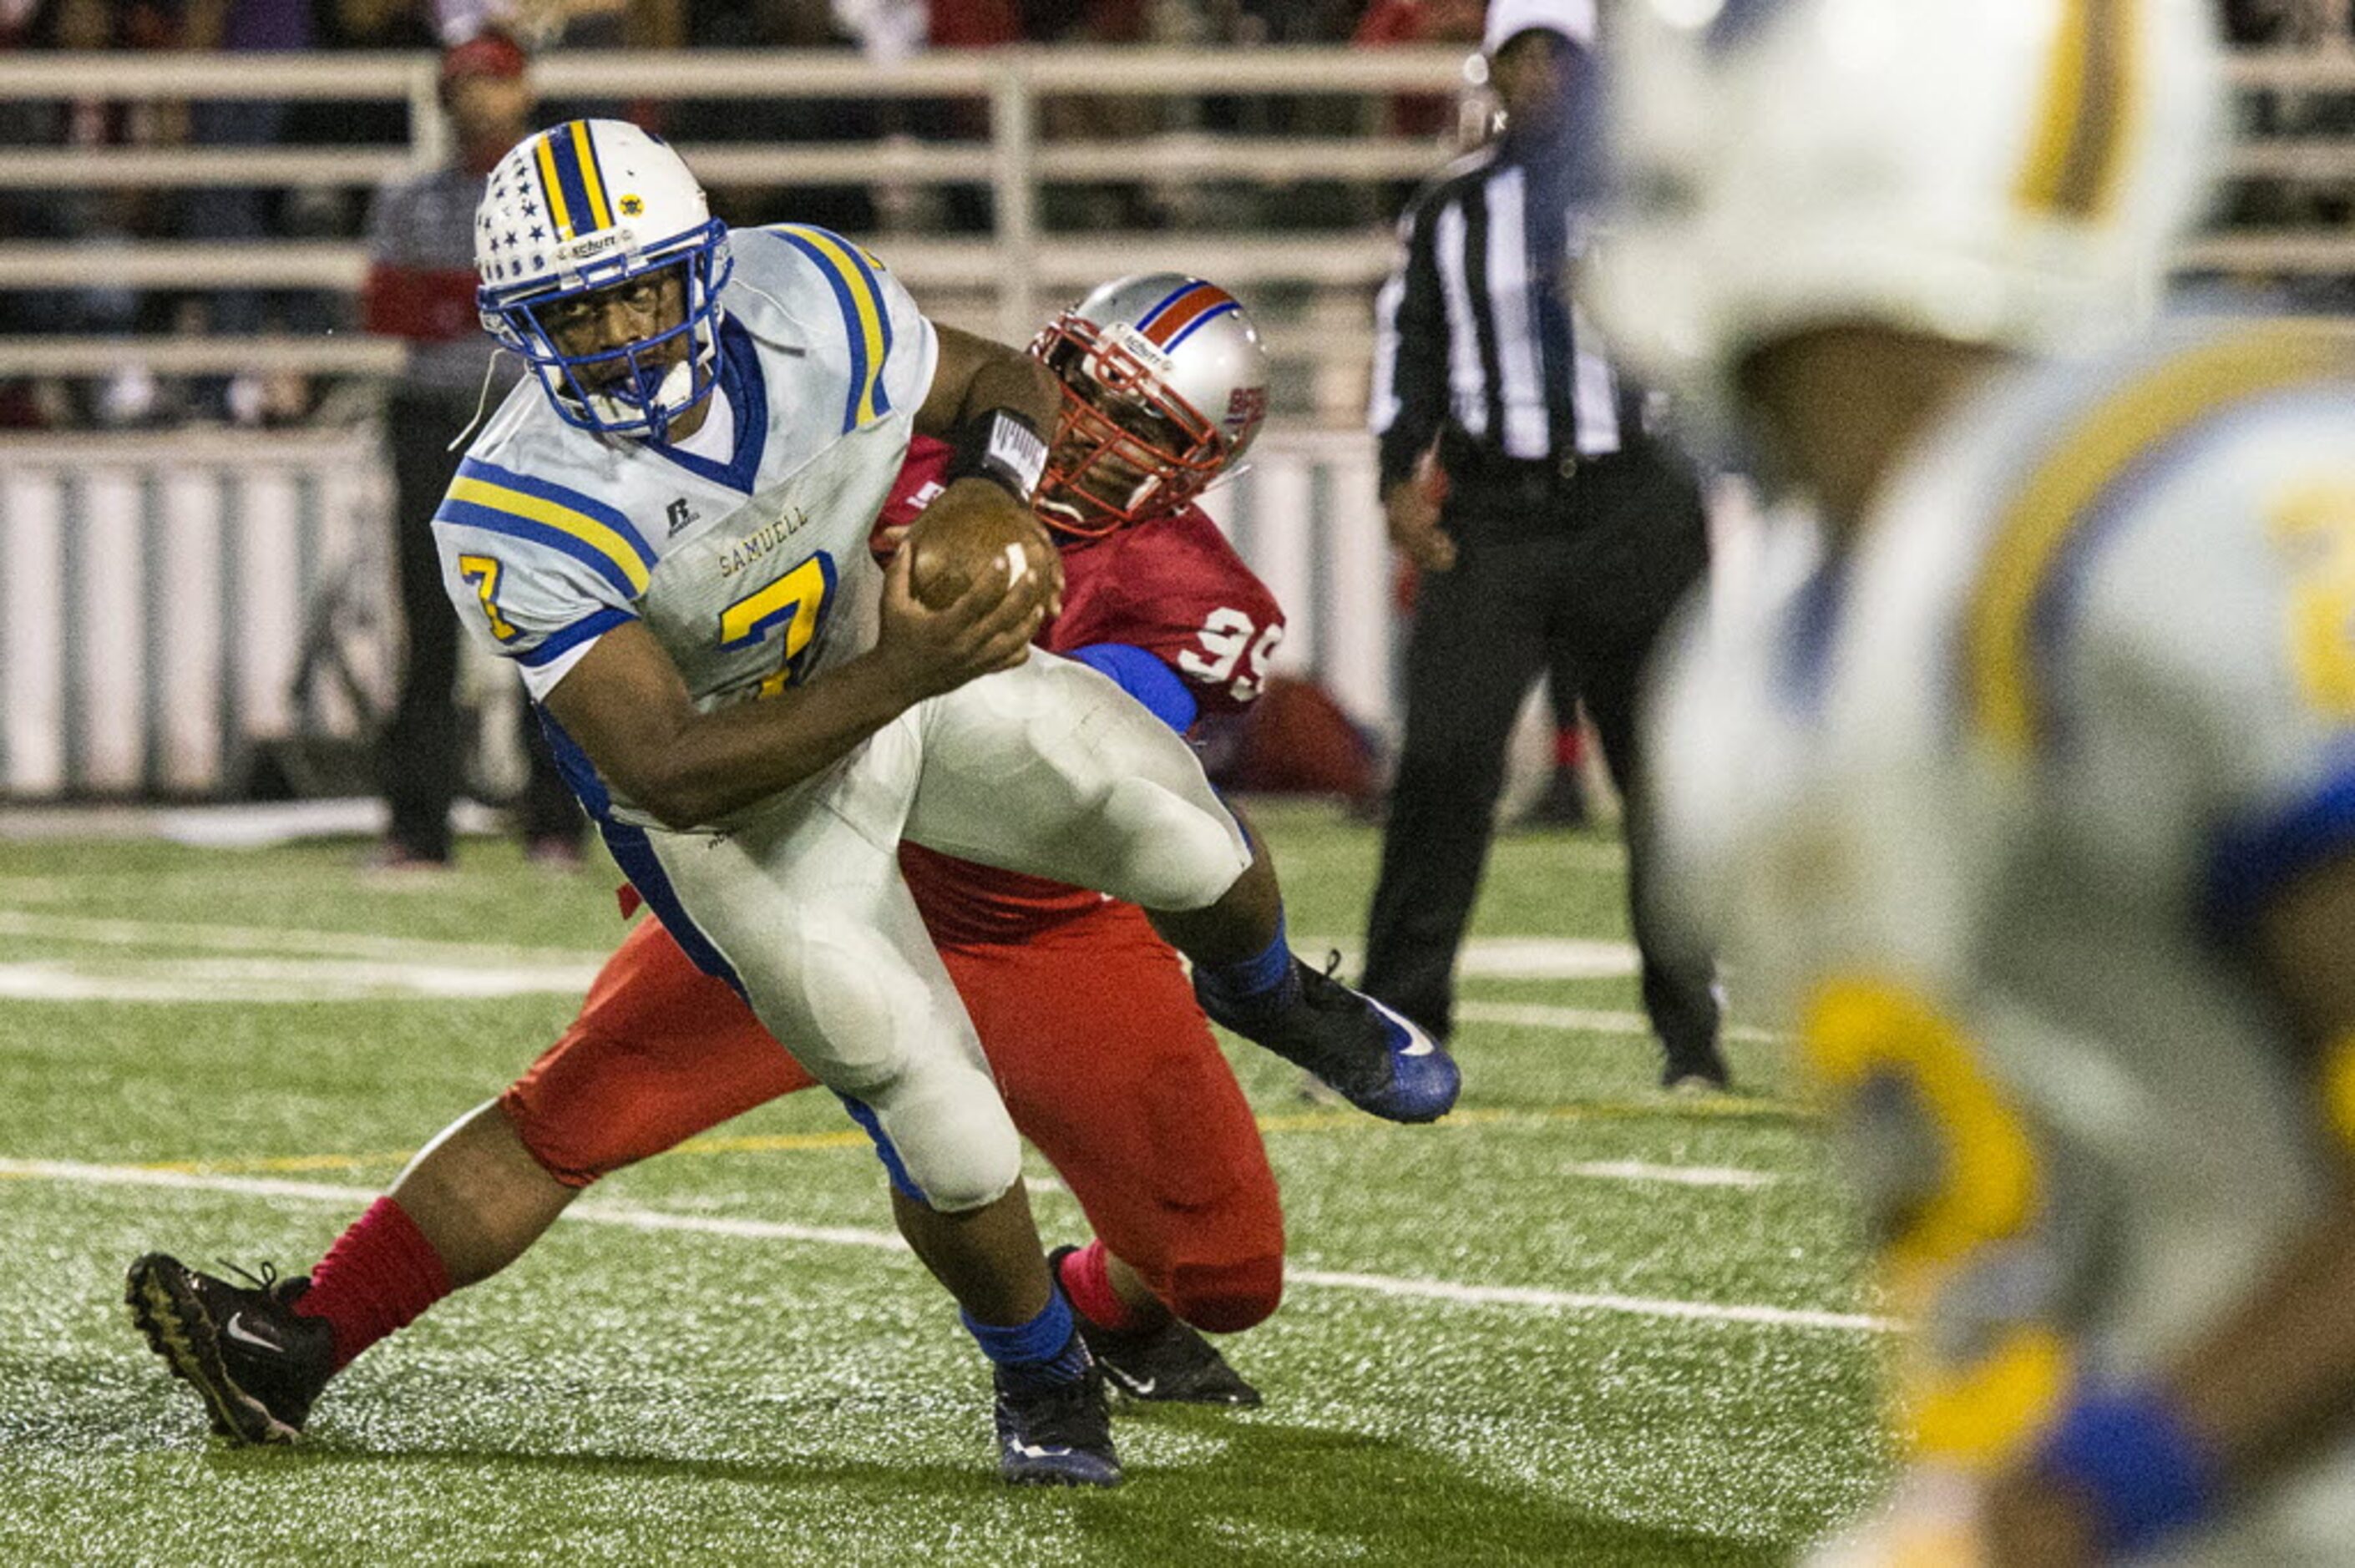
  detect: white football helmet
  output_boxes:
[1029,274,1270,537]
[475,119,732,441]
[1584,0,2222,398]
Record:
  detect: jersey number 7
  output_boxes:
[719,552,838,698]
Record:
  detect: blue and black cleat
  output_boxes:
[993,1349,1122,1488]
[1198,955,1461,1124]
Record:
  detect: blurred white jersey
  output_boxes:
[1650,321,2355,1557]
[433,222,938,826]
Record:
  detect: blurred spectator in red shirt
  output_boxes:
[929,0,1021,47]
[1354,0,1484,139]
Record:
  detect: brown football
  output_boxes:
[905,490,1049,612]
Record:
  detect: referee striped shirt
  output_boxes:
[1370,142,1636,493]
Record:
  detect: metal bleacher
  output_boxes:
[3,43,2352,398]
[0,42,2352,802]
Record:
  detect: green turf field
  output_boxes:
[0,802,1895,1565]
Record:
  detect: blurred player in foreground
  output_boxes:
[129,275,1310,1480]
[130,118,1458,1490]
[1595,0,2355,1560]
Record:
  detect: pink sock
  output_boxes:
[1056,1239,1146,1333]
[294,1196,453,1369]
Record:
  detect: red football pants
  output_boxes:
[499,902,1285,1333]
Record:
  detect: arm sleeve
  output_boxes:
[1070,643,1201,735]
[1371,191,1453,493]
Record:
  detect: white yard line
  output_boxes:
[1283,1267,1889,1333]
[1559,1160,1775,1189]
[1457,1000,1786,1045]
[0,908,609,967]
[0,1158,910,1253]
[0,911,1785,1057]
[0,908,1663,1006]
[0,960,603,1004]
[1300,938,1640,981]
[0,1156,1892,1334]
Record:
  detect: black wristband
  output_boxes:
[946,407,1050,503]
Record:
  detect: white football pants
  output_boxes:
[642,650,1252,1211]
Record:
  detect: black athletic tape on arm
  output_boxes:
[946,407,1050,503]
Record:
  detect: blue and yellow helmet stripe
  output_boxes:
[2013,0,2140,221]
[535,121,617,242]
[773,224,895,434]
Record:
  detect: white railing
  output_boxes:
[0,45,1476,374]
[1,44,2352,392]
[0,423,1391,802]
[0,430,394,799]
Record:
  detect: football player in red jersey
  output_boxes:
[129,275,1305,1444]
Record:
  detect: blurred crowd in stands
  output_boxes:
[0,0,1493,430]
[0,0,2347,432]
[2226,0,2355,244]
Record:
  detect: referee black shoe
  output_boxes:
[125,1253,335,1444]
[1661,1039,1734,1095]
[1198,955,1461,1123]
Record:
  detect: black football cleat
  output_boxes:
[1198,955,1461,1124]
[994,1349,1122,1488]
[1046,1247,1262,1408]
[124,1253,336,1445]
[1084,1317,1262,1408]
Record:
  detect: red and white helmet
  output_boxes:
[1028,274,1269,537]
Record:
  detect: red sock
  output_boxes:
[1552,725,1584,770]
[293,1196,453,1370]
[1055,1239,1146,1333]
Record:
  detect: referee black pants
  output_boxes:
[380,387,580,861]
[1360,449,1722,1080]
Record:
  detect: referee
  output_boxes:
[1360,0,1727,1089]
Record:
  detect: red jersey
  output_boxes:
[880,438,1285,945]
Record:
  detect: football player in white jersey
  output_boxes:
[369,122,1454,1486]
[1590,0,2355,1560]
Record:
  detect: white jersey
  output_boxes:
[1652,321,2355,1557]
[432,222,938,825]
